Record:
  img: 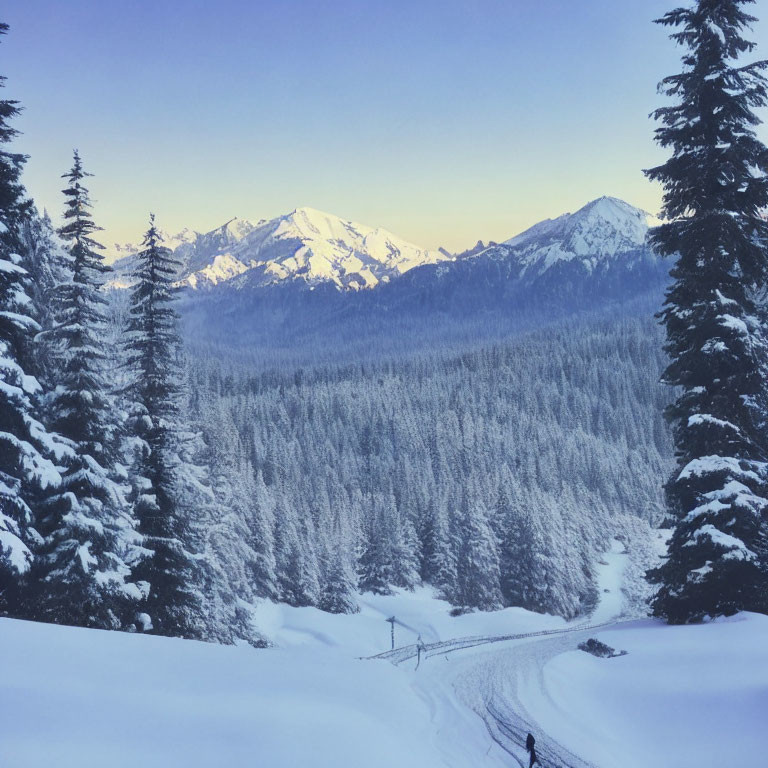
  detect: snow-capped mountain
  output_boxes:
[480,196,661,277]
[374,195,667,313]
[109,207,448,292]
[176,196,671,357]
[107,227,200,288]
[107,217,259,289]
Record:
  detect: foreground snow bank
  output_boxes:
[0,613,456,768]
[0,588,562,768]
[526,613,768,768]
[0,587,573,768]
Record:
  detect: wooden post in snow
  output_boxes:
[386,616,396,650]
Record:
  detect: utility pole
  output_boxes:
[386,616,396,650]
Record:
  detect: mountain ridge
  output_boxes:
[108,207,449,292]
[107,196,661,295]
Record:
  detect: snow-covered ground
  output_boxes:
[1,588,550,768]
[0,609,456,768]
[535,614,768,768]
[253,585,567,658]
[2,541,766,768]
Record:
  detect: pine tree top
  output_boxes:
[124,214,185,421]
[58,150,105,252]
[646,0,768,249]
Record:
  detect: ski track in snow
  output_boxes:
[375,623,625,768]
[369,540,630,768]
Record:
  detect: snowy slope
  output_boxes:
[3,579,766,768]
[0,588,562,768]
[252,586,568,658]
[0,614,459,768]
[108,208,448,292]
[528,614,768,768]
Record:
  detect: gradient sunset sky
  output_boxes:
[4,0,767,252]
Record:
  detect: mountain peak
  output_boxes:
[580,195,640,215]
[574,196,655,230]
[290,205,329,218]
[261,207,447,289]
[215,217,255,239]
[108,207,448,292]
[501,196,658,275]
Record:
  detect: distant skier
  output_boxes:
[526,732,539,767]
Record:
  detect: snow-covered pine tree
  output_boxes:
[19,210,67,388]
[383,491,420,590]
[419,496,458,597]
[317,490,359,614]
[125,215,205,638]
[645,0,768,622]
[272,499,309,606]
[0,23,65,616]
[32,152,140,630]
[358,499,394,595]
[184,396,269,646]
[248,468,278,595]
[454,492,502,611]
[496,479,527,606]
[320,546,358,614]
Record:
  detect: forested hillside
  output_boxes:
[186,309,674,619]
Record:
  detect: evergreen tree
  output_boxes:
[455,493,503,611]
[32,152,139,629]
[276,513,321,607]
[0,23,64,616]
[246,468,278,597]
[419,496,458,597]
[385,491,420,590]
[645,0,768,622]
[19,210,67,387]
[126,215,204,638]
[358,501,394,595]
[496,481,528,607]
[320,546,358,614]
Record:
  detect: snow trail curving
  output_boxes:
[369,540,632,768]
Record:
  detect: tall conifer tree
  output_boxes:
[0,23,64,615]
[33,152,139,629]
[455,494,503,611]
[126,215,204,638]
[645,0,768,622]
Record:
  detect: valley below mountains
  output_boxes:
[109,195,672,363]
[105,194,677,624]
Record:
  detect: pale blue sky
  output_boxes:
[3,0,767,251]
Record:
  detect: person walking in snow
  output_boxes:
[526,732,538,767]
[415,635,426,669]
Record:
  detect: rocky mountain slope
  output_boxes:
[109,207,448,291]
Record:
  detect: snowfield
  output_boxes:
[0,612,457,768]
[535,615,768,768]
[2,546,767,768]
